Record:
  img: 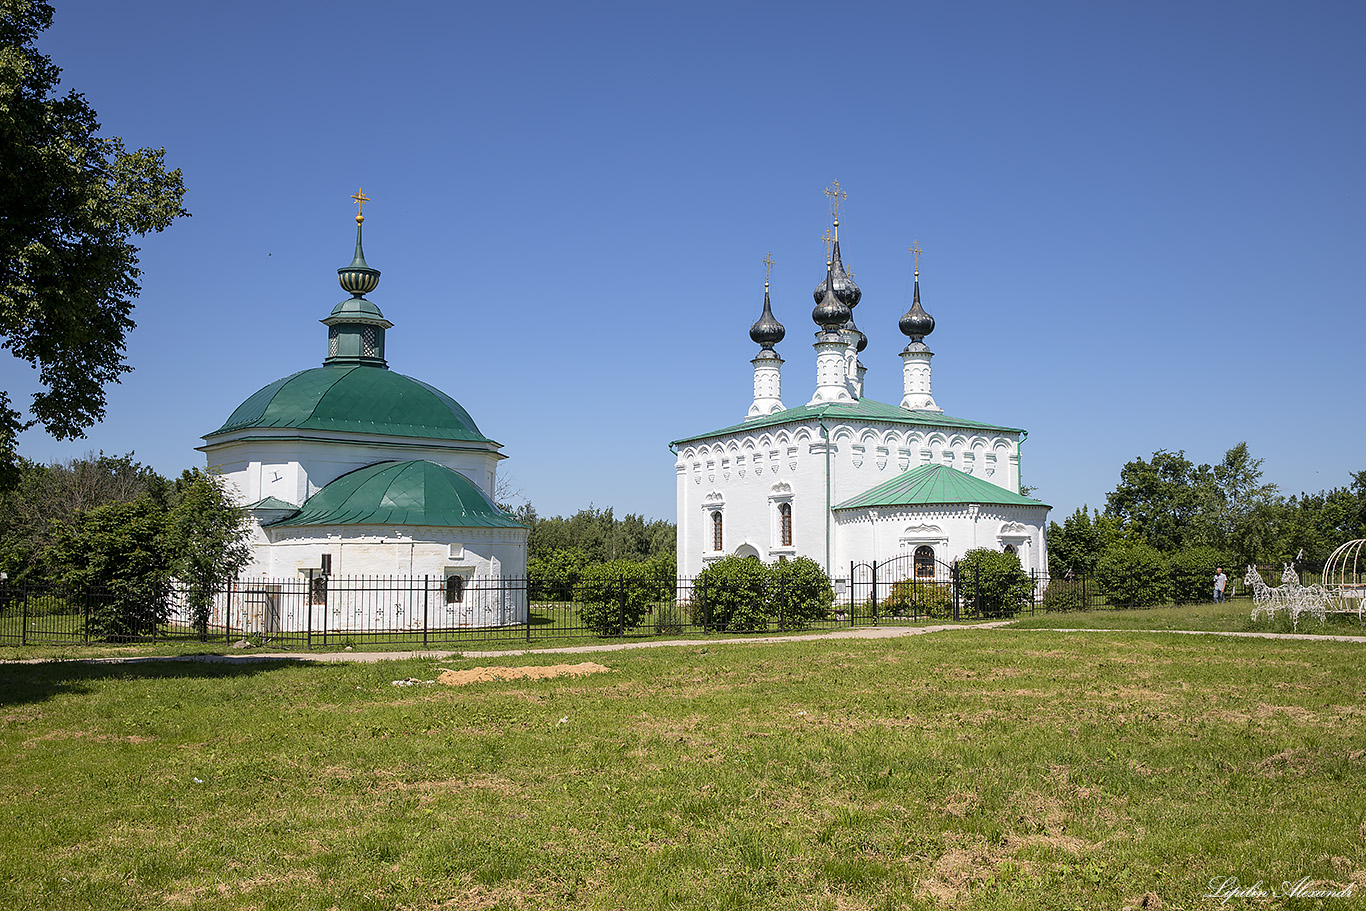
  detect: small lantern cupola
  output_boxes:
[323,189,393,368]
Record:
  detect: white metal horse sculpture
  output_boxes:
[1246,563,1328,631]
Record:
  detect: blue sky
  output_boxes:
[4,0,1364,523]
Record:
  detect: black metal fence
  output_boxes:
[0,561,1255,650]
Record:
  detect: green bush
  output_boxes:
[692,555,770,631]
[957,548,1036,617]
[528,547,591,601]
[881,578,953,618]
[49,497,172,640]
[1169,546,1237,603]
[573,559,658,635]
[692,555,834,632]
[769,556,834,628]
[1096,541,1172,607]
[1041,578,1084,612]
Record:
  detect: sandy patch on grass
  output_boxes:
[437,662,611,685]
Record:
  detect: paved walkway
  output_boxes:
[6,621,1364,666]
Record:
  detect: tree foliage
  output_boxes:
[956,548,1035,617]
[1046,505,1118,576]
[0,451,169,582]
[0,1,189,483]
[1095,541,1171,608]
[526,506,674,565]
[572,559,668,636]
[167,469,252,637]
[692,555,833,632]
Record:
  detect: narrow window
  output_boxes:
[1003,544,1016,556]
[711,511,723,552]
[914,545,935,579]
[779,502,792,547]
[320,554,332,576]
[310,575,328,606]
[445,575,465,604]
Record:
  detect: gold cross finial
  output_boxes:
[761,251,775,287]
[909,240,923,274]
[351,188,371,224]
[821,227,835,260]
[824,179,847,222]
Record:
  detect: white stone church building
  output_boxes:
[197,210,527,629]
[673,216,1049,583]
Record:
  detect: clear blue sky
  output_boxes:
[4,0,1364,523]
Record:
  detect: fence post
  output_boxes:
[618,573,626,637]
[225,582,233,643]
[423,575,430,649]
[306,569,314,649]
[82,586,90,644]
[21,586,29,646]
[701,576,709,631]
[526,575,532,642]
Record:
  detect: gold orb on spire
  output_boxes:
[351,187,371,225]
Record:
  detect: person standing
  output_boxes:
[1214,567,1228,603]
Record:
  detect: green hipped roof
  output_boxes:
[245,496,297,511]
[206,365,491,443]
[268,460,523,529]
[834,463,1049,510]
[672,398,1022,447]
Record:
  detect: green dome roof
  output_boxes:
[269,460,523,529]
[207,365,490,443]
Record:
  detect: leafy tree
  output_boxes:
[1106,450,1220,552]
[527,547,590,601]
[48,495,172,639]
[1046,505,1117,576]
[1095,540,1171,608]
[956,548,1035,617]
[0,451,168,582]
[0,1,189,484]
[526,505,675,564]
[167,469,251,637]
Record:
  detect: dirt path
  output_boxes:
[7,620,1363,667]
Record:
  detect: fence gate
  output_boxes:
[851,553,959,622]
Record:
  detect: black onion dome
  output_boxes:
[898,273,935,340]
[749,284,786,348]
[811,234,862,309]
[845,316,868,352]
[812,260,851,330]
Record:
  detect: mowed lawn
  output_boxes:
[1,631,1363,910]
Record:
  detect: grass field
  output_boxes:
[1,628,1363,910]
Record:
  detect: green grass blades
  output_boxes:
[0,632,1363,909]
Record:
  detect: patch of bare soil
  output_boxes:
[436,662,611,686]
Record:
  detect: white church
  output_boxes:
[198,201,527,628]
[673,210,1050,584]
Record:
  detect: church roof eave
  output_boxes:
[671,398,1023,448]
[832,463,1049,511]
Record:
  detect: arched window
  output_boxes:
[445,574,465,604]
[711,511,723,551]
[914,545,935,579]
[1003,544,1017,556]
[779,502,792,547]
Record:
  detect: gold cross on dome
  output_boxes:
[762,251,775,285]
[824,179,847,221]
[821,227,834,259]
[909,240,923,272]
[351,188,371,223]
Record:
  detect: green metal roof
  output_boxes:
[268,460,524,529]
[206,365,490,443]
[834,463,1049,510]
[672,398,1022,447]
[245,496,297,511]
